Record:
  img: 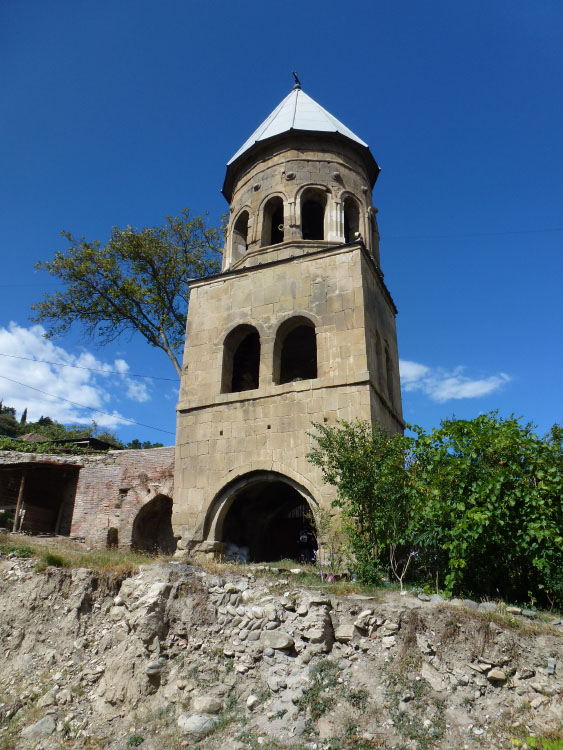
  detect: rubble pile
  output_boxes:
[0,550,561,749]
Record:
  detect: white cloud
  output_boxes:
[0,322,151,427]
[399,359,511,402]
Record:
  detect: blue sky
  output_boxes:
[1,0,561,444]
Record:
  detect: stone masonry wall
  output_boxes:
[174,242,402,550]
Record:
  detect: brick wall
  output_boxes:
[0,447,175,548]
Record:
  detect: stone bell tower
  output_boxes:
[173,82,403,559]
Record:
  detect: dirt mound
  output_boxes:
[0,550,561,749]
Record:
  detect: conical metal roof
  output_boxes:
[227,88,368,165]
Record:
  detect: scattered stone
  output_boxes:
[487,668,507,683]
[246,694,259,711]
[21,715,57,738]
[521,609,537,619]
[177,714,216,738]
[261,632,294,650]
[267,674,287,692]
[192,696,222,714]
[478,602,497,613]
[506,606,522,615]
[463,599,479,610]
[418,593,431,602]
[334,621,355,643]
[547,658,556,675]
[145,659,165,676]
[531,682,556,697]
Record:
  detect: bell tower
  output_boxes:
[174,83,403,558]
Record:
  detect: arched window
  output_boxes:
[385,344,395,407]
[261,197,284,247]
[301,189,326,240]
[222,325,261,393]
[232,211,249,261]
[343,196,360,243]
[273,317,317,384]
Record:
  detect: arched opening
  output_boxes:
[301,189,326,240]
[273,317,317,384]
[232,211,249,261]
[221,325,261,393]
[261,197,284,246]
[107,527,118,549]
[131,494,176,554]
[343,196,360,243]
[220,478,316,562]
[385,344,395,407]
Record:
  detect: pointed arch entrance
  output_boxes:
[205,471,317,563]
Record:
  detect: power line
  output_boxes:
[0,353,177,381]
[386,227,563,240]
[0,374,175,436]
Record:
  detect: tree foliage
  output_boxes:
[309,413,563,607]
[413,413,563,606]
[308,421,417,584]
[32,208,222,376]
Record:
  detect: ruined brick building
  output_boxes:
[0,447,175,551]
[173,82,403,560]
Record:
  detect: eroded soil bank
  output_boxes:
[1,550,562,749]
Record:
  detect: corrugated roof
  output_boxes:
[227,88,368,165]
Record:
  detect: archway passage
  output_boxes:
[131,494,177,554]
[221,480,316,563]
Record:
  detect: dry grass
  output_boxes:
[0,532,174,574]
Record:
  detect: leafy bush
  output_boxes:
[309,413,563,608]
[309,421,417,585]
[413,414,563,605]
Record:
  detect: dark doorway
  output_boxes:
[221,480,316,562]
[222,325,261,393]
[131,495,176,554]
[231,331,260,391]
[107,527,119,549]
[278,324,317,384]
[232,211,249,261]
[0,463,79,536]
[344,196,360,243]
[261,197,284,246]
[301,191,326,240]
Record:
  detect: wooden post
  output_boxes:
[12,469,26,533]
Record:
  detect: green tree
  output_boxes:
[413,413,563,605]
[308,420,417,584]
[309,413,563,607]
[0,405,20,437]
[32,208,222,377]
[126,438,164,449]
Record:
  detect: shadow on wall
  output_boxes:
[131,494,177,554]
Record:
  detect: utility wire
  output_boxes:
[0,353,177,381]
[0,374,175,436]
[386,227,563,240]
